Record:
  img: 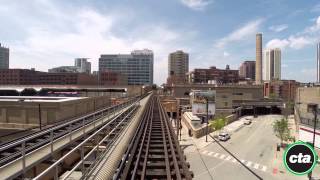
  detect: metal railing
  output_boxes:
[34,104,139,180]
[0,93,149,179]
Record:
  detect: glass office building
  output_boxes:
[99,49,153,85]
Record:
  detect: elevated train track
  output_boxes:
[0,94,147,179]
[114,95,193,180]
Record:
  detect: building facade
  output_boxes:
[189,65,239,84]
[295,87,320,148]
[263,80,298,102]
[263,48,281,81]
[239,61,255,80]
[48,66,80,73]
[168,50,189,84]
[255,33,262,84]
[99,49,153,85]
[75,58,91,74]
[0,43,9,69]
[0,69,98,85]
[99,71,128,86]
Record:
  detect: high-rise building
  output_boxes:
[0,43,9,69]
[99,49,153,85]
[239,61,255,80]
[168,50,189,84]
[75,58,91,74]
[255,33,262,84]
[317,43,320,83]
[263,48,281,81]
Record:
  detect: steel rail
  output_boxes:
[112,95,152,180]
[114,95,193,180]
[130,97,154,180]
[0,95,141,167]
[34,104,139,180]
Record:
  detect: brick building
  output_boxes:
[0,69,98,85]
[188,65,239,84]
[263,80,298,102]
[99,71,128,86]
[239,61,255,80]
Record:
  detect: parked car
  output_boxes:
[218,132,230,141]
[243,118,252,125]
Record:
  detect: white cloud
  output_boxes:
[180,0,212,11]
[266,38,289,49]
[266,16,320,50]
[269,24,288,32]
[2,0,196,84]
[214,18,263,48]
[223,51,230,57]
[288,36,312,49]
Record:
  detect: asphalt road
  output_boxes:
[187,115,313,180]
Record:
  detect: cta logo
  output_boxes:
[283,141,318,175]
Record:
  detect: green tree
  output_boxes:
[273,118,291,145]
[210,117,227,134]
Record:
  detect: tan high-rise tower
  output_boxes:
[255,33,262,84]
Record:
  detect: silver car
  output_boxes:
[218,132,230,141]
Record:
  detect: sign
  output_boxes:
[283,141,318,175]
[191,90,216,115]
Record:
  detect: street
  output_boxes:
[180,115,319,180]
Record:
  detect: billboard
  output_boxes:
[191,90,216,115]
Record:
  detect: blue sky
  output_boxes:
[0,0,320,84]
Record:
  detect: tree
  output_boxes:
[273,118,291,145]
[210,117,227,135]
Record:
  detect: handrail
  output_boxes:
[34,104,138,180]
[0,96,138,152]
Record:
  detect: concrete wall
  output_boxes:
[0,96,111,129]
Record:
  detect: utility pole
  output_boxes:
[38,104,42,130]
[206,97,209,142]
[307,103,318,180]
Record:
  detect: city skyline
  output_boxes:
[1,0,320,84]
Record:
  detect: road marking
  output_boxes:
[200,150,268,173]
[261,166,267,172]
[246,161,252,167]
[225,156,232,161]
[219,154,226,159]
[253,163,259,169]
[201,150,208,154]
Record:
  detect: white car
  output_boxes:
[243,118,252,125]
[218,132,230,141]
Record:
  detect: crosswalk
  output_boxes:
[201,150,268,173]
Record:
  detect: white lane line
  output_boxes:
[253,163,260,169]
[219,154,226,159]
[201,150,208,154]
[232,159,237,163]
[246,161,252,167]
[208,152,214,156]
[261,166,267,172]
[225,156,232,161]
[214,153,220,157]
[240,159,246,164]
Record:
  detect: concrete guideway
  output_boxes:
[85,94,152,179]
[0,98,139,179]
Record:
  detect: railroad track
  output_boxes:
[0,93,149,178]
[114,95,193,180]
